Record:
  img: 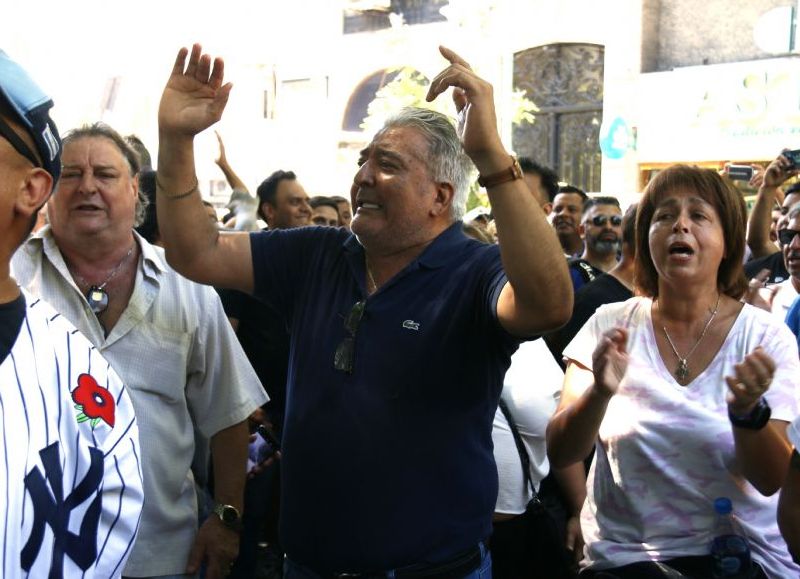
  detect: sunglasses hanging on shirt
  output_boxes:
[334,300,366,374]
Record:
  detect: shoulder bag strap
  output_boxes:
[498,398,537,497]
[576,260,597,283]
[567,258,597,284]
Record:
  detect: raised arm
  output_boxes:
[748,154,797,259]
[547,327,628,468]
[215,130,251,194]
[157,44,253,292]
[725,347,793,496]
[426,46,571,336]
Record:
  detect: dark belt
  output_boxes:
[307,545,483,579]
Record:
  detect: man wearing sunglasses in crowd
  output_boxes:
[749,204,800,321]
[546,202,636,369]
[566,196,623,292]
[154,43,571,578]
[782,209,800,352]
[744,151,800,285]
[744,152,800,317]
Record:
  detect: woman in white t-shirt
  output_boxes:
[547,165,800,578]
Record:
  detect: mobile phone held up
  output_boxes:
[247,425,281,472]
[727,165,753,181]
[784,149,800,168]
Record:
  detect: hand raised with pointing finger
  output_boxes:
[426,46,504,169]
[159,44,232,138]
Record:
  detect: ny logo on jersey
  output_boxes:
[22,441,103,578]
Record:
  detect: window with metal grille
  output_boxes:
[513,43,605,192]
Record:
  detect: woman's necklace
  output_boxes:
[661,293,721,382]
[71,245,135,315]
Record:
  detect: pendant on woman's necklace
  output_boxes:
[86,286,109,315]
[675,359,689,381]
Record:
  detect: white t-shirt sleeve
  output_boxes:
[563,298,643,372]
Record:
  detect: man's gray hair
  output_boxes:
[380,107,474,221]
[62,123,148,227]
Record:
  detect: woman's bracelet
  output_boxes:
[156,176,198,200]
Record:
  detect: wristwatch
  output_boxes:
[477,156,523,189]
[213,503,242,531]
[728,397,772,430]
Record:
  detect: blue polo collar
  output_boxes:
[342,221,467,270]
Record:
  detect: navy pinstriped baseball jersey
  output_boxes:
[1,290,143,578]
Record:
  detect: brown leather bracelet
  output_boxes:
[477,156,523,188]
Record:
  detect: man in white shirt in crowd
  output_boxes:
[12,122,267,579]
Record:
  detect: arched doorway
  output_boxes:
[341,69,401,132]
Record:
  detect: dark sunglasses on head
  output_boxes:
[333,300,366,374]
[0,116,41,169]
[590,214,623,227]
[778,229,800,246]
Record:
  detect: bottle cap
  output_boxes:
[714,497,732,514]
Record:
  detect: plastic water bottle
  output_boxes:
[710,497,753,578]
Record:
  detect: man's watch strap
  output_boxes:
[477,156,523,189]
[728,397,772,430]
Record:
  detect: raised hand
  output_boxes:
[425,46,504,169]
[762,151,798,189]
[743,268,778,312]
[591,327,629,398]
[725,346,775,415]
[748,163,767,190]
[215,131,227,166]
[159,44,232,138]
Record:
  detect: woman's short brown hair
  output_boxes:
[634,164,748,299]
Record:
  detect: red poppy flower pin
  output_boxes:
[72,373,116,428]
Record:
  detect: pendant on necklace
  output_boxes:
[86,286,109,315]
[675,359,689,381]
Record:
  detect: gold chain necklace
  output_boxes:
[661,294,721,382]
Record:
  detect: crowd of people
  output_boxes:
[1,38,800,579]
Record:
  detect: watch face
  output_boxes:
[215,504,239,525]
[221,506,238,523]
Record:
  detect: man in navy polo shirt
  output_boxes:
[155,43,572,577]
